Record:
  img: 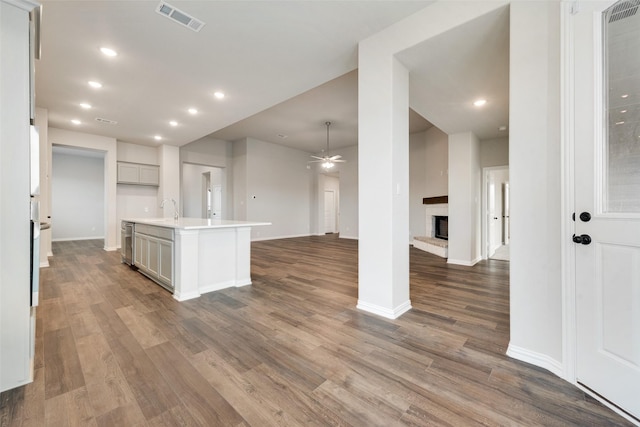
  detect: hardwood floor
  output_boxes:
[0,235,632,426]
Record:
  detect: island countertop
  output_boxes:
[123,217,271,230]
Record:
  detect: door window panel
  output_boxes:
[604,1,640,212]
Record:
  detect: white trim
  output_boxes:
[2,0,39,12]
[447,256,482,267]
[356,299,412,319]
[481,166,509,260]
[560,0,577,383]
[173,290,200,302]
[103,246,117,252]
[51,236,105,242]
[339,234,358,240]
[251,233,311,242]
[507,343,564,378]
[39,260,49,268]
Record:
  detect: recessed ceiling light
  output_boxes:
[99,47,117,57]
[616,121,625,125]
[188,108,198,115]
[80,103,92,109]
[621,109,627,113]
[88,81,102,89]
[154,135,162,141]
[71,119,81,125]
[169,120,178,127]
[621,94,629,98]
[473,99,487,107]
[214,91,225,99]
[498,126,507,131]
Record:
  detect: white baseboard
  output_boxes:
[252,233,311,242]
[339,234,358,240]
[103,246,117,252]
[356,299,412,319]
[39,260,49,268]
[447,256,482,267]
[506,343,564,378]
[52,236,105,242]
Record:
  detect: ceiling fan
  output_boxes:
[309,121,346,169]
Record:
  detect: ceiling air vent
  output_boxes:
[95,117,118,125]
[607,0,639,23]
[156,2,205,32]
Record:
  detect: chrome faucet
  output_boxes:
[160,198,179,221]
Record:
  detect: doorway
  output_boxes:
[322,174,340,235]
[182,163,224,219]
[51,145,105,242]
[482,166,509,261]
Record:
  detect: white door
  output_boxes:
[212,185,222,218]
[487,180,498,256]
[324,190,336,233]
[502,183,510,245]
[573,1,640,420]
[202,172,211,219]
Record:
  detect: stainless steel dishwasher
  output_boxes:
[121,220,134,265]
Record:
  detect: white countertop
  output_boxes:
[124,217,271,230]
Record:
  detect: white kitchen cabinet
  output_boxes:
[133,224,173,291]
[0,0,40,393]
[117,161,159,186]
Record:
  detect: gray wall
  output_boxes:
[52,150,105,241]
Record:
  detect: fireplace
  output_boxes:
[434,215,448,240]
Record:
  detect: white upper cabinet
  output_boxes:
[117,161,159,186]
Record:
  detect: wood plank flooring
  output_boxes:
[0,235,633,426]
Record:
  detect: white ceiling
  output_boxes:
[35,1,509,154]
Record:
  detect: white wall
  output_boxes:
[51,151,105,241]
[158,144,180,219]
[334,145,358,239]
[117,140,158,164]
[181,136,234,219]
[448,131,481,266]
[182,163,222,218]
[116,141,159,247]
[409,126,448,240]
[310,145,358,238]
[48,128,118,250]
[507,1,563,373]
[410,132,428,240]
[236,137,314,240]
[480,137,509,167]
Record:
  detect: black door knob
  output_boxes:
[572,234,592,245]
[579,212,591,222]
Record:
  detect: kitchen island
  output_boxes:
[124,218,270,301]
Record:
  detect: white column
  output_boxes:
[158,144,180,218]
[173,229,199,301]
[357,45,411,319]
[447,132,481,266]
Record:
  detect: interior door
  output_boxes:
[202,172,211,219]
[487,179,498,256]
[324,190,336,233]
[573,0,640,421]
[502,183,510,245]
[212,185,222,218]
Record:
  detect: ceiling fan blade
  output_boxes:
[333,159,347,163]
[329,155,342,160]
[307,160,324,163]
[310,156,326,160]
